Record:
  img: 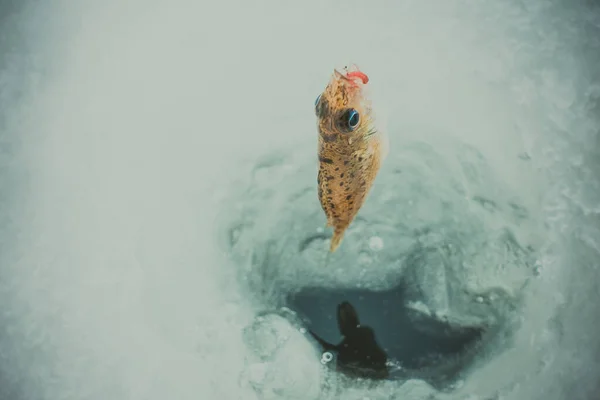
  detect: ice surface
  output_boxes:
[0,0,599,399]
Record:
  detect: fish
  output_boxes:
[314,65,387,252]
[308,301,389,380]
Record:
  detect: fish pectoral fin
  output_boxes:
[379,130,390,160]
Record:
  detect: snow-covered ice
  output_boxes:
[0,0,599,399]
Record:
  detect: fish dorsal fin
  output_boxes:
[337,301,360,337]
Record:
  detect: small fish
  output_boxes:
[314,65,387,252]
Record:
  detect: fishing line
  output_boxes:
[318,231,336,269]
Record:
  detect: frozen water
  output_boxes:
[0,0,599,399]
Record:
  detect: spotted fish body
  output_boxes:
[315,66,387,252]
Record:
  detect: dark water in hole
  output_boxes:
[286,281,490,386]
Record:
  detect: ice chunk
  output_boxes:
[241,313,323,399]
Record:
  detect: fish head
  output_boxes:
[315,65,374,144]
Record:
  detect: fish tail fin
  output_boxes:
[330,230,345,252]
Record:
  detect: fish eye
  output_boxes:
[348,109,359,129]
[339,108,359,132]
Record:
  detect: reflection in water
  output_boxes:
[308,301,389,380]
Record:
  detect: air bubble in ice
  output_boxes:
[321,352,333,364]
[368,236,384,251]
